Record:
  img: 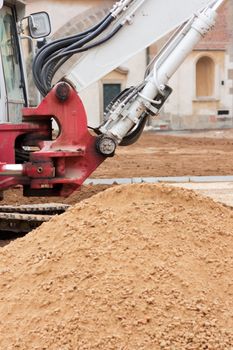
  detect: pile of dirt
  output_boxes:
[0,184,233,349]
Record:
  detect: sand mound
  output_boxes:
[0,184,233,349]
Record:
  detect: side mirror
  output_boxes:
[28,12,51,39]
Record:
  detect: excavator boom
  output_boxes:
[66,0,219,92]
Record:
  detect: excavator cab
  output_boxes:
[0,0,26,123]
[0,0,51,123]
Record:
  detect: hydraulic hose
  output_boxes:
[42,22,123,94]
[33,13,117,96]
[41,15,116,93]
[120,114,148,146]
[33,13,112,91]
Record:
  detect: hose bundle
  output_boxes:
[33,12,123,96]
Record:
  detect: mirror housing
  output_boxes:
[28,12,51,39]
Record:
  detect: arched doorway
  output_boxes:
[196,56,215,97]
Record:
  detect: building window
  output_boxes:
[103,83,121,113]
[196,56,215,97]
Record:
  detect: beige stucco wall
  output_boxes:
[159,50,233,130]
[165,51,226,116]
[26,0,113,33]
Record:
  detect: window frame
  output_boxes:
[0,3,27,121]
[101,81,122,118]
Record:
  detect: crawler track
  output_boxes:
[0,203,70,235]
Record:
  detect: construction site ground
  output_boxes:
[1,130,233,348]
[2,128,233,207]
[1,128,233,247]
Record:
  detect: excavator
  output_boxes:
[0,0,227,235]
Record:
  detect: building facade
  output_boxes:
[26,0,233,130]
[150,1,233,130]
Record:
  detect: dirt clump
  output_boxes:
[0,184,233,349]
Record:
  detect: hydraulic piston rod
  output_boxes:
[0,164,24,176]
[98,1,223,147]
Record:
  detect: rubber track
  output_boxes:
[0,203,70,235]
[0,203,70,214]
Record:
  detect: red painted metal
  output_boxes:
[0,83,106,197]
[0,122,51,191]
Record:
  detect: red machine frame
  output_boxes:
[0,83,106,198]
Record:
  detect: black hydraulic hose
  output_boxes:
[33,35,88,95]
[38,12,112,58]
[57,23,122,57]
[33,15,110,79]
[41,15,115,92]
[40,15,114,94]
[51,22,123,73]
[42,21,122,95]
[40,15,114,93]
[120,114,148,146]
[33,13,113,95]
[33,12,112,66]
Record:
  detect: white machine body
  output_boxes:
[66,0,220,92]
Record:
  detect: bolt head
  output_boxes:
[97,137,116,156]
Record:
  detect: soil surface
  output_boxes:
[92,131,233,179]
[2,130,233,206]
[0,184,232,349]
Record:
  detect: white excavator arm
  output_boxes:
[32,0,226,156]
[80,0,225,155]
[65,0,223,92]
